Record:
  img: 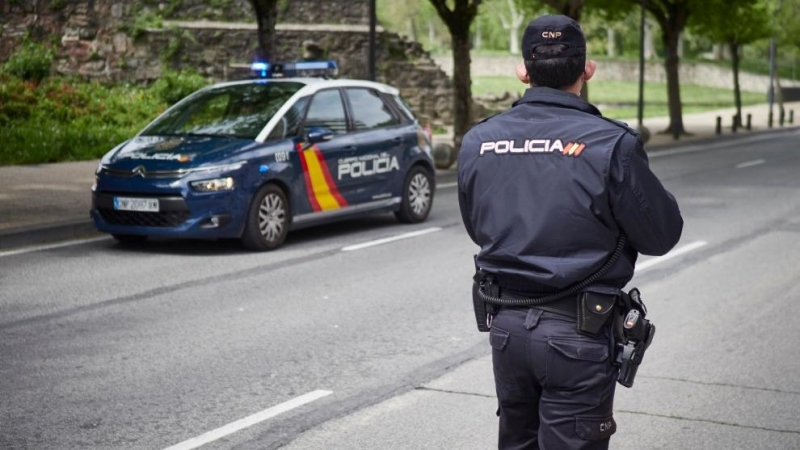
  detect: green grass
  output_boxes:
[472,76,767,120]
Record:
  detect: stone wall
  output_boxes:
[0,0,453,127]
[435,55,800,94]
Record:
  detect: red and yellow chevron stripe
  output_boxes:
[562,142,587,157]
[297,144,348,212]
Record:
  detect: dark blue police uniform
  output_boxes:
[458,85,683,449]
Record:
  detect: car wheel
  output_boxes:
[242,184,290,251]
[395,166,434,223]
[112,234,148,244]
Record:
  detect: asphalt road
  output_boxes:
[2,131,800,450]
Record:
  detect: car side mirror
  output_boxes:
[305,127,335,145]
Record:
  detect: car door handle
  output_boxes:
[392,137,404,142]
[344,145,357,151]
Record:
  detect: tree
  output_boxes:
[641,1,692,135]
[487,0,526,54]
[428,0,483,154]
[249,0,280,62]
[692,1,770,128]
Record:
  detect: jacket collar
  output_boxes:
[512,86,602,117]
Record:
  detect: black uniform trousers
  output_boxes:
[490,307,618,449]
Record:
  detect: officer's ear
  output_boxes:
[516,60,530,84]
[583,59,597,82]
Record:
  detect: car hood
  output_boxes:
[106,135,259,171]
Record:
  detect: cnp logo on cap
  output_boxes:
[522,15,586,60]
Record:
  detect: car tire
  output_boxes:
[241,183,290,251]
[395,166,434,223]
[112,234,148,244]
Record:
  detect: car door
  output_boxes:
[297,88,358,213]
[343,87,406,205]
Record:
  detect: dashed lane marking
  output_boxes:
[162,390,333,450]
[735,159,766,169]
[635,241,708,273]
[0,237,110,258]
[341,227,442,252]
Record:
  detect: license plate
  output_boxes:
[113,197,159,212]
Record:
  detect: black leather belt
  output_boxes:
[500,292,578,318]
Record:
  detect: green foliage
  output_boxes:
[2,37,55,82]
[150,69,209,105]
[0,73,168,165]
[130,10,163,40]
[472,75,767,119]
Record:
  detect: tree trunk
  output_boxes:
[607,28,616,57]
[661,26,685,136]
[451,28,473,152]
[250,0,278,62]
[730,41,742,127]
[509,25,519,54]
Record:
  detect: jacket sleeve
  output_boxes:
[457,159,479,245]
[608,132,683,256]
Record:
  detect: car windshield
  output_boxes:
[141,81,305,140]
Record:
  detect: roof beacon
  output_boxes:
[250,60,338,79]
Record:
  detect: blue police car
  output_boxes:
[91,61,436,250]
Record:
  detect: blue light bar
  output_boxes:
[250,60,338,79]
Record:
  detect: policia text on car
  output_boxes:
[457,15,683,450]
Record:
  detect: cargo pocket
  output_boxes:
[489,326,518,396]
[545,337,610,404]
[576,414,616,441]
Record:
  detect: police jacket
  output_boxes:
[458,87,683,296]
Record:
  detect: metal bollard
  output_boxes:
[790,110,795,124]
[715,116,722,135]
[732,115,738,133]
[746,114,752,130]
[780,108,786,127]
[769,111,774,128]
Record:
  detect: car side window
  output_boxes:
[266,97,308,141]
[304,89,347,134]
[346,88,400,130]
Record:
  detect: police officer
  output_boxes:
[457,15,683,450]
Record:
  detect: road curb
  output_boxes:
[0,219,99,251]
[644,125,799,152]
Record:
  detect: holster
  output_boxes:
[472,258,498,332]
[576,291,617,336]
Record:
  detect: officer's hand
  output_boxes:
[516,61,529,84]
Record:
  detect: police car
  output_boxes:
[91,61,436,250]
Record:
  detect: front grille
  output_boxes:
[98,209,190,228]
[101,167,187,179]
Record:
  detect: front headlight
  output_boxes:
[189,161,247,175]
[191,177,235,192]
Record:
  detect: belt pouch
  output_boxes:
[472,280,491,332]
[577,292,616,336]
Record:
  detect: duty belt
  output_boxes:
[500,292,578,318]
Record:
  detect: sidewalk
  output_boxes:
[1,101,799,250]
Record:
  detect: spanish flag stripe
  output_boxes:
[312,147,348,207]
[574,144,586,156]
[563,142,573,155]
[297,144,322,212]
[302,148,345,211]
[568,143,581,156]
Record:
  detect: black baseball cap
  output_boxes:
[521,15,586,61]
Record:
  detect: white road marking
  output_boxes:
[635,241,708,273]
[437,181,458,189]
[736,159,766,169]
[162,390,333,450]
[341,227,442,252]
[649,133,793,159]
[0,236,110,258]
